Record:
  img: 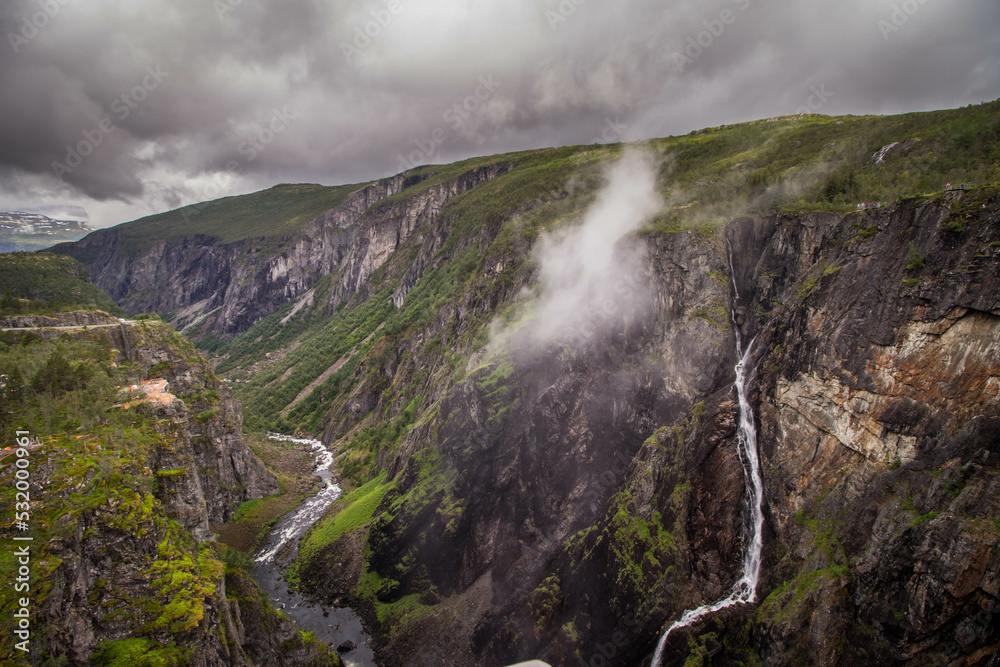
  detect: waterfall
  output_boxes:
[651,250,765,666]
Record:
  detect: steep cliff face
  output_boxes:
[59,164,509,337]
[49,189,996,667]
[293,227,745,665]
[292,190,1000,666]
[728,190,1000,666]
[0,312,337,666]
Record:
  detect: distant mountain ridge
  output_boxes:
[53,101,1000,345]
[0,210,89,231]
[0,210,92,252]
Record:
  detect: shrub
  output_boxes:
[903,243,925,271]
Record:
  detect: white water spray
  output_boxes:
[651,249,765,666]
[255,433,342,564]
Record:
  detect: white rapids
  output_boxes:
[254,433,342,564]
[651,250,766,666]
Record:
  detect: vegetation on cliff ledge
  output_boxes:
[0,252,123,317]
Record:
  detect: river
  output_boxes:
[252,434,377,667]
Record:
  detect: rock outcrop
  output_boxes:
[0,313,338,666]
[294,190,1000,666]
[727,192,1000,666]
[57,164,510,337]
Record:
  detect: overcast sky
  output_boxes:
[1,0,998,228]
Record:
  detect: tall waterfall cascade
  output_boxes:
[651,252,766,666]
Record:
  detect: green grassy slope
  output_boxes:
[346,101,1000,236]
[643,103,1000,230]
[0,252,123,316]
[56,101,1000,261]
[77,182,370,257]
[207,101,1000,439]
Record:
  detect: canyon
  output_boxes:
[36,104,1000,665]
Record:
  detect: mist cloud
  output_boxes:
[491,150,662,352]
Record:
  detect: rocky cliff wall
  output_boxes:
[0,314,339,666]
[294,190,1000,666]
[49,162,1000,665]
[730,192,1000,666]
[60,164,510,337]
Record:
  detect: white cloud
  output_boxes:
[490,150,663,352]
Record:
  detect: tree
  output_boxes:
[0,365,26,429]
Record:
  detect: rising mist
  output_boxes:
[490,150,664,353]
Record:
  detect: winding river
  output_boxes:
[253,434,377,667]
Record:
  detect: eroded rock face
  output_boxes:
[774,307,999,467]
[732,194,1000,666]
[0,315,334,666]
[58,164,510,337]
[298,230,749,665]
[297,192,1000,666]
[109,320,279,533]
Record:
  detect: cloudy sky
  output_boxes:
[1,0,998,228]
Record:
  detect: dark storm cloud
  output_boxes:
[0,0,997,228]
